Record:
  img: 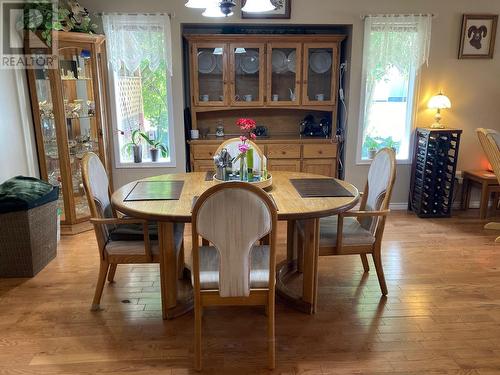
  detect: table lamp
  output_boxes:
[428,93,452,129]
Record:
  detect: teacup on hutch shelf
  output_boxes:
[200,94,209,102]
[315,93,325,101]
[243,94,253,102]
[272,94,279,101]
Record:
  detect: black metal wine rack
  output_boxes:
[409,128,462,218]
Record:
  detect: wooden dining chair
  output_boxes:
[81,152,185,310]
[477,128,500,243]
[296,148,396,295]
[216,138,266,172]
[191,182,278,370]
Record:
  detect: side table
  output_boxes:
[461,170,500,219]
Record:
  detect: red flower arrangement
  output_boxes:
[236,118,256,154]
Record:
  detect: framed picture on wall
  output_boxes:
[241,0,291,19]
[459,14,498,59]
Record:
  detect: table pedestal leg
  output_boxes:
[276,218,320,314]
[158,222,193,320]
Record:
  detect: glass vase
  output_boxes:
[239,153,248,181]
[247,148,254,181]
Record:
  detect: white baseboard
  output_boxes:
[389,203,409,210]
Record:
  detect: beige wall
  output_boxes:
[6,0,499,202]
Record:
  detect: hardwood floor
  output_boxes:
[1,211,500,374]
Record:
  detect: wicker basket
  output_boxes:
[0,200,57,277]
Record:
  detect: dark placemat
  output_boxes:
[205,171,214,181]
[124,181,184,201]
[290,178,354,198]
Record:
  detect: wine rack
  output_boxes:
[409,128,462,218]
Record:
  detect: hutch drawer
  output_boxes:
[303,144,337,159]
[266,144,301,159]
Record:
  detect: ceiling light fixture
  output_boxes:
[241,0,276,13]
[219,1,237,16]
[202,4,231,18]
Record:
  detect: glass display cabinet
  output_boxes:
[230,44,265,106]
[266,43,302,106]
[26,32,111,234]
[192,42,228,107]
[302,43,338,106]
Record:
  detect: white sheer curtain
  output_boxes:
[360,14,432,159]
[102,13,172,75]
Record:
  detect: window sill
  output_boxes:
[115,161,176,169]
[356,158,412,166]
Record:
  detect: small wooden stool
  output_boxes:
[461,170,500,219]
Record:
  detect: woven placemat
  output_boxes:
[290,178,354,198]
[124,181,184,201]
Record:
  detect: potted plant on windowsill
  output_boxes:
[381,136,400,155]
[139,134,169,162]
[364,136,380,159]
[121,129,144,163]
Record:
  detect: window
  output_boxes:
[358,15,432,162]
[102,14,174,167]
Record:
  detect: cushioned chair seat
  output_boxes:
[109,222,185,250]
[105,240,159,256]
[298,216,376,247]
[196,245,270,290]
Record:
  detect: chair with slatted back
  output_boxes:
[191,182,278,370]
[81,152,185,310]
[296,148,396,296]
[477,128,500,243]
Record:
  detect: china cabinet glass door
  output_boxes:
[192,43,228,106]
[230,44,265,106]
[58,46,101,220]
[266,43,301,106]
[302,43,338,106]
[31,61,66,221]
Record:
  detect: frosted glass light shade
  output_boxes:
[203,5,233,17]
[428,94,452,109]
[213,47,224,55]
[185,0,208,8]
[241,0,276,13]
[235,47,246,54]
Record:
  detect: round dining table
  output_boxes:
[111,171,359,319]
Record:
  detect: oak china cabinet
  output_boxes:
[25,32,111,234]
[186,34,345,178]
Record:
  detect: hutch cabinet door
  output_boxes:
[229,43,265,106]
[302,159,337,177]
[27,64,68,223]
[266,43,302,106]
[267,159,302,172]
[191,43,228,107]
[193,160,215,172]
[302,43,339,106]
[57,44,104,222]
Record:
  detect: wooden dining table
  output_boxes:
[111,171,359,319]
